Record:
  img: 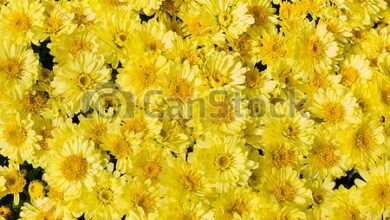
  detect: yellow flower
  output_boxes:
[116,54,168,96]
[0,162,26,205]
[307,87,360,128]
[188,135,256,192]
[291,23,339,74]
[0,112,41,164]
[51,52,111,113]
[202,0,254,40]
[327,186,369,220]
[83,169,128,220]
[0,0,45,44]
[48,27,100,63]
[160,198,214,220]
[338,115,385,170]
[199,50,246,93]
[339,54,372,87]
[262,167,312,207]
[125,178,162,219]
[43,136,107,200]
[0,41,39,98]
[94,10,140,68]
[28,180,45,200]
[20,197,58,220]
[161,157,211,200]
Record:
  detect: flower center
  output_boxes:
[121,117,146,133]
[205,70,230,88]
[22,93,46,114]
[36,210,55,220]
[312,143,338,168]
[98,188,114,205]
[249,5,267,26]
[344,206,363,220]
[114,32,128,48]
[307,38,324,60]
[245,69,262,89]
[5,171,26,194]
[272,146,295,168]
[140,66,158,88]
[112,138,131,158]
[282,121,299,139]
[310,74,328,90]
[3,124,27,147]
[228,199,248,216]
[340,67,359,86]
[47,16,63,34]
[1,58,23,80]
[60,155,89,181]
[143,160,162,180]
[355,128,374,151]
[178,170,201,191]
[271,181,295,204]
[70,41,93,57]
[78,74,93,90]
[169,78,192,101]
[214,154,233,171]
[323,102,345,124]
[12,13,31,33]
[313,190,324,205]
[381,86,390,105]
[375,182,390,205]
[146,38,163,52]
[218,12,232,27]
[133,191,154,214]
[210,103,235,125]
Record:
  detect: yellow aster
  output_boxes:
[69,0,96,27]
[0,41,39,98]
[83,169,128,220]
[292,23,339,74]
[100,130,142,174]
[51,53,111,114]
[0,162,26,205]
[339,54,372,87]
[116,54,168,96]
[126,19,174,57]
[304,126,350,179]
[245,0,278,36]
[259,31,288,66]
[338,115,385,170]
[262,167,312,207]
[160,198,214,220]
[0,0,45,44]
[19,197,59,220]
[0,112,41,164]
[49,27,100,64]
[213,187,262,220]
[131,144,168,183]
[199,50,246,93]
[157,117,190,155]
[160,157,212,200]
[356,161,390,218]
[165,36,202,66]
[125,178,162,219]
[327,186,369,220]
[94,11,140,68]
[188,135,256,193]
[43,136,107,200]
[261,102,314,153]
[201,0,254,40]
[262,142,301,170]
[42,0,77,37]
[227,33,262,65]
[307,87,360,128]
[304,177,335,219]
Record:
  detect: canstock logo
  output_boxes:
[81,83,307,120]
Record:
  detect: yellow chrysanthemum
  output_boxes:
[0,0,45,44]
[0,112,41,164]
[189,135,256,192]
[0,41,39,98]
[0,162,26,205]
[43,136,107,200]
[51,53,111,113]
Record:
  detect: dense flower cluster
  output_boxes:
[0,0,390,219]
